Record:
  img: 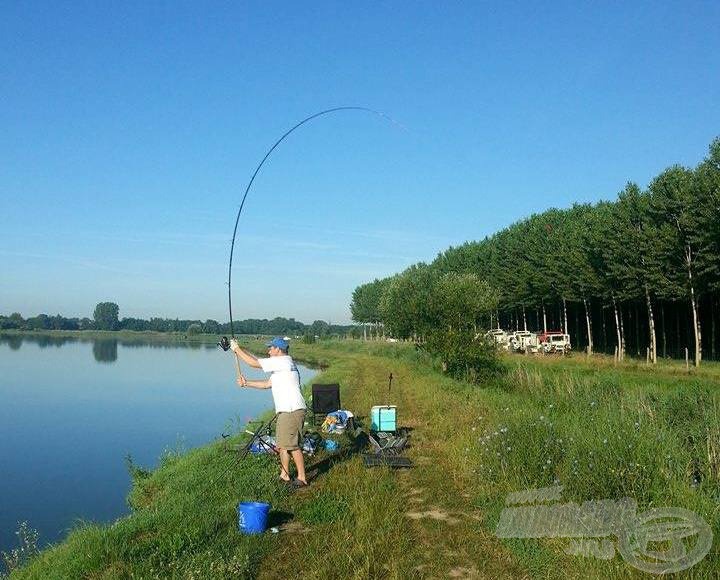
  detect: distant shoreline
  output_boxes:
[0,329,255,343]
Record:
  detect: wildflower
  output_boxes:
[603,438,608,444]
[546,459,552,464]
[539,415,545,421]
[590,401,597,407]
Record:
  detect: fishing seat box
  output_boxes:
[370,405,397,432]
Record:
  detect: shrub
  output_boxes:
[421,327,504,383]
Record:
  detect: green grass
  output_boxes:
[6,340,720,578]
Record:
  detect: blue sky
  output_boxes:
[2,2,719,324]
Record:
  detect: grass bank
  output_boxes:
[6,341,719,578]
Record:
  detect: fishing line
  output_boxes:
[218,106,402,347]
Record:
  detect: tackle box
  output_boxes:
[370,405,397,432]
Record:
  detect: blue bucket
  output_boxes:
[237,502,271,535]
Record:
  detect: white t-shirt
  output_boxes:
[258,355,307,413]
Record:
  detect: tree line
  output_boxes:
[0,302,357,338]
[351,137,720,366]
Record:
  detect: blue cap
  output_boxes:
[266,337,289,350]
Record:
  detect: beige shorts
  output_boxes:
[276,409,306,450]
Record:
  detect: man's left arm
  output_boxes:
[237,375,271,389]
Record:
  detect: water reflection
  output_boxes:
[4,335,22,350]
[0,334,218,363]
[93,340,118,363]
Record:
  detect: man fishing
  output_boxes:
[230,337,308,487]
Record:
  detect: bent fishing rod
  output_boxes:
[218,106,398,355]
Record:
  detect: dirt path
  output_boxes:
[390,362,529,579]
[257,355,527,579]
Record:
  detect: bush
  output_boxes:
[421,327,504,383]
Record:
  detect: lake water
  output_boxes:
[0,334,317,553]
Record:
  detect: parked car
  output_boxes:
[537,331,572,353]
[485,329,511,350]
[510,330,539,352]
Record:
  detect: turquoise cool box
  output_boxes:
[370,405,397,432]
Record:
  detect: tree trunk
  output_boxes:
[612,294,623,361]
[690,287,702,367]
[601,306,607,351]
[645,286,657,364]
[562,298,568,334]
[542,302,547,333]
[686,245,702,366]
[583,297,593,355]
[522,306,528,331]
[619,302,626,361]
[363,323,367,341]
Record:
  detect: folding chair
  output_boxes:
[311,383,341,426]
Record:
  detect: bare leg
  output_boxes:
[291,449,306,483]
[278,449,291,481]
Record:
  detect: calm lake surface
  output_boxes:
[0,334,317,553]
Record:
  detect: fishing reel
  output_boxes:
[218,336,231,352]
